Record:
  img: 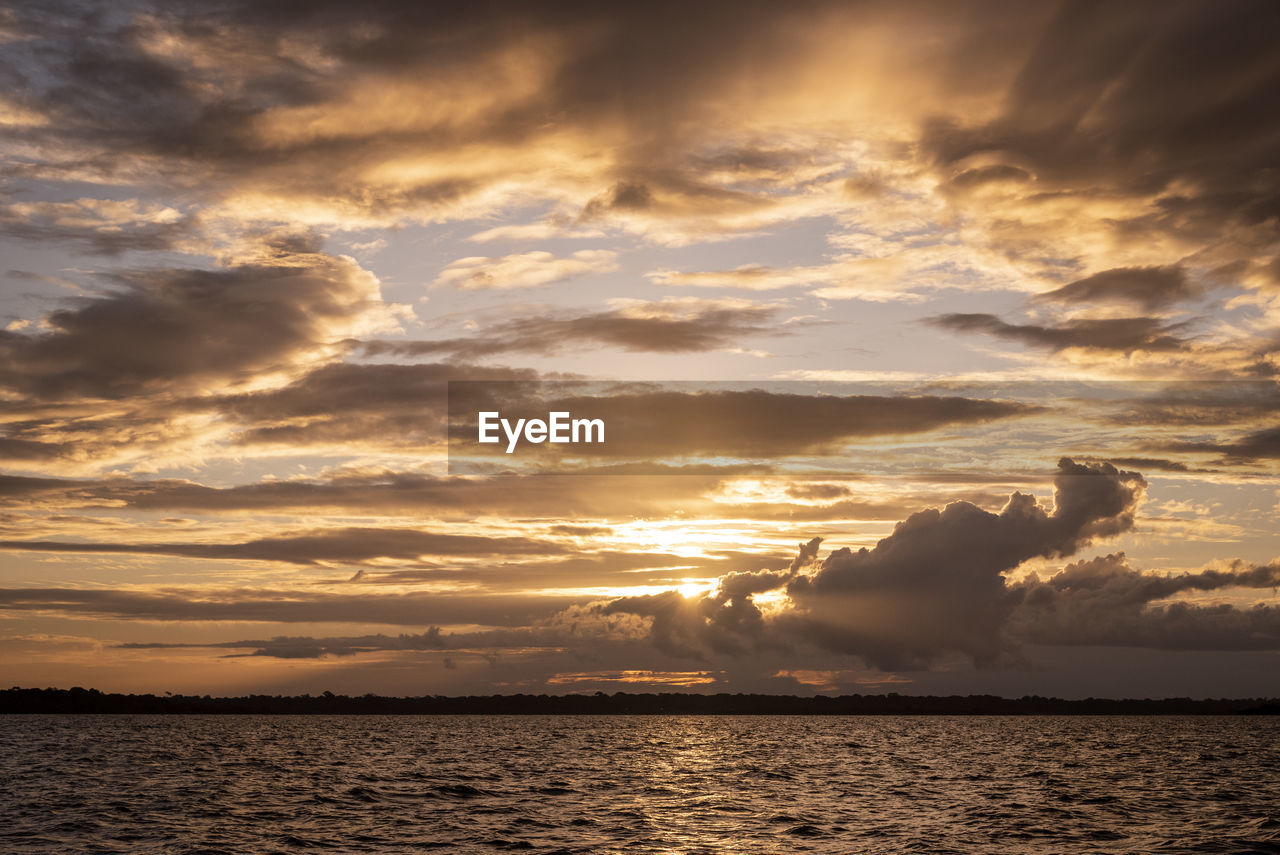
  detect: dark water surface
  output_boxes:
[2,715,1278,853]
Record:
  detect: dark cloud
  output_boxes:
[0,197,193,255]
[0,0,1045,235]
[780,459,1147,668]
[451,385,1040,461]
[785,483,853,501]
[1105,382,1280,427]
[1036,266,1199,311]
[548,525,614,537]
[0,526,565,566]
[921,0,1280,239]
[579,182,655,219]
[928,313,1190,352]
[1010,553,1280,650]
[1105,457,1192,473]
[362,302,780,359]
[712,536,823,605]
[0,587,579,626]
[1161,425,1280,461]
[213,361,536,448]
[1,0,1274,264]
[119,629,448,659]
[601,460,1148,668]
[601,538,823,658]
[0,242,385,401]
[0,470,724,521]
[0,0,824,223]
[0,437,68,461]
[595,461,1278,670]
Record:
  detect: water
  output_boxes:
[1,715,1278,853]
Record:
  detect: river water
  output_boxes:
[2,715,1277,853]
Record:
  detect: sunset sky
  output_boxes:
[1,0,1278,698]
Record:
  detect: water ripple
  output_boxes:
[1,715,1278,853]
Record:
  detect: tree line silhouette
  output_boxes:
[3,687,1277,715]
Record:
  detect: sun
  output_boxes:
[677,579,713,599]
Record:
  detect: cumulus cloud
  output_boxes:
[598,537,824,659]
[585,460,1276,671]
[1010,553,1280,650]
[589,460,1154,669]
[780,459,1147,668]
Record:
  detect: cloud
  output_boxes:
[3,0,1279,696]
[600,538,823,659]
[1160,425,1280,461]
[0,526,566,566]
[0,238,418,470]
[1010,553,1280,650]
[1105,457,1192,473]
[780,459,1147,668]
[1036,266,1200,311]
[928,313,1191,353]
[944,164,1033,191]
[0,239,399,401]
[14,460,1278,678]
[213,360,535,449]
[1104,382,1280,427]
[0,587,580,626]
[647,256,928,302]
[0,437,68,461]
[924,2,1280,209]
[592,461,1275,670]
[0,0,862,235]
[449,386,1039,461]
[119,629,448,659]
[361,298,781,358]
[0,197,192,254]
[0,0,1052,248]
[433,250,619,290]
[0,0,1273,280]
[0,469,728,520]
[919,1,1280,290]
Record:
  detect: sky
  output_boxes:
[0,0,1278,698]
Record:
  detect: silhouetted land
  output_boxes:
[2,687,1278,715]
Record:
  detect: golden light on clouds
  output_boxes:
[0,0,1276,697]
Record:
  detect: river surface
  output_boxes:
[2,715,1278,853]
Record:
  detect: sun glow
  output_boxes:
[677,579,714,599]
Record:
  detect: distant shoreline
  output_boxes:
[3,687,1277,715]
